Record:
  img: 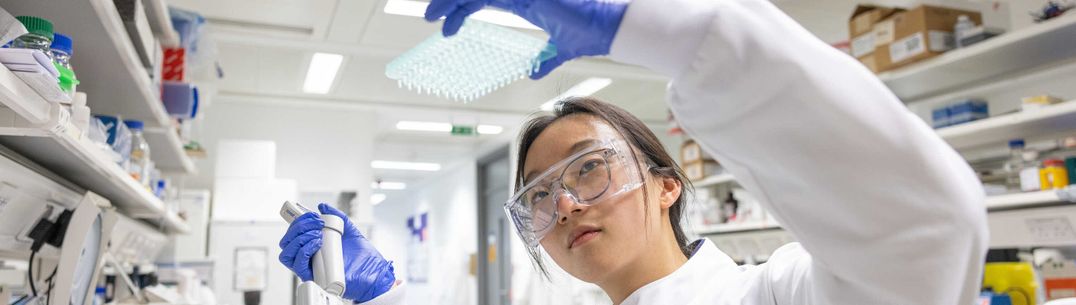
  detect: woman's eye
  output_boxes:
[530,191,550,203]
[579,160,601,175]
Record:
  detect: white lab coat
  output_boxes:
[365,0,989,303]
[609,0,989,303]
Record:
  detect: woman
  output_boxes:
[278,0,989,303]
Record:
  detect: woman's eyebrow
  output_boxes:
[523,139,600,184]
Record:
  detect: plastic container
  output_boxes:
[1067,156,1076,186]
[1005,139,1027,190]
[954,15,976,48]
[50,33,73,69]
[95,115,133,165]
[386,19,557,102]
[124,120,152,186]
[11,16,54,56]
[1041,159,1070,190]
[1020,154,1042,192]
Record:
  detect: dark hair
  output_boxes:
[514,97,694,279]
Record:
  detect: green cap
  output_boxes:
[54,63,78,92]
[16,16,54,40]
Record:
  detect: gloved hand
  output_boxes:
[423,0,629,79]
[278,204,396,303]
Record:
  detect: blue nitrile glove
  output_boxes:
[278,204,396,303]
[423,0,629,79]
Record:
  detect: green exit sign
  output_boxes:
[451,125,476,136]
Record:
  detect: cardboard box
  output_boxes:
[684,160,722,181]
[876,5,982,72]
[849,5,903,37]
[849,5,903,72]
[1042,261,1076,300]
[680,140,714,164]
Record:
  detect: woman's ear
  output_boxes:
[658,176,682,209]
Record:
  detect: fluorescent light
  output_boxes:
[540,78,613,111]
[477,125,503,135]
[371,181,407,190]
[371,193,387,205]
[396,121,452,132]
[372,160,442,171]
[302,53,344,94]
[383,0,539,30]
[397,121,502,135]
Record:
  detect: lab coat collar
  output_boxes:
[619,239,739,305]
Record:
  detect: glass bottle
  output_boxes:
[11,16,54,57]
[1004,139,1027,190]
[124,120,152,186]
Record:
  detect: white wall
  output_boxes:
[371,160,479,305]
[190,100,377,222]
[207,221,294,305]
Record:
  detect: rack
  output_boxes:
[936,100,1076,150]
[879,13,1076,102]
[145,128,197,173]
[0,67,188,233]
[0,0,196,174]
[694,221,781,235]
[691,173,736,188]
[699,190,1074,235]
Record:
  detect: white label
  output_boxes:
[873,19,896,46]
[1026,217,1076,242]
[683,145,700,161]
[851,33,876,58]
[890,33,926,64]
[1020,167,1041,191]
[928,31,954,52]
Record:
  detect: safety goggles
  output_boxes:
[504,139,645,247]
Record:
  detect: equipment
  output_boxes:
[504,139,644,247]
[424,0,628,78]
[385,19,556,102]
[279,201,346,305]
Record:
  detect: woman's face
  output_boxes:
[522,114,668,284]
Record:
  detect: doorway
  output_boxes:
[477,147,511,305]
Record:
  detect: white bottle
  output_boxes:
[1020,151,1042,192]
[954,15,975,48]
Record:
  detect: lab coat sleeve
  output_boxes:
[608,0,988,304]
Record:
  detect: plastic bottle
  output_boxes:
[124,120,152,186]
[11,16,54,56]
[50,33,79,95]
[1005,139,1027,190]
[722,192,739,223]
[1020,151,1042,192]
[1041,159,1070,190]
[50,33,73,69]
[954,15,975,48]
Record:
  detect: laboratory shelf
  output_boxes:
[145,127,197,174]
[695,221,781,235]
[937,101,1076,150]
[0,131,190,233]
[696,190,1074,238]
[0,0,171,127]
[984,189,1072,210]
[0,59,51,125]
[878,13,1076,101]
[143,0,181,47]
[692,173,736,188]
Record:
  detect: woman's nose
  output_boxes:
[555,190,585,224]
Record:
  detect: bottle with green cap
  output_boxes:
[11,16,55,58]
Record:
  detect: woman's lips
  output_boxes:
[570,229,601,249]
